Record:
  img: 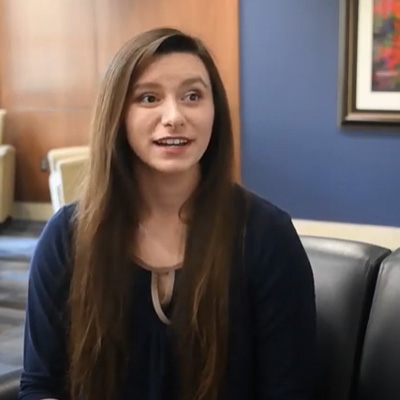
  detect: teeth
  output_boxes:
[156,138,188,146]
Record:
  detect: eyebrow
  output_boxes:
[132,76,209,91]
[181,77,209,88]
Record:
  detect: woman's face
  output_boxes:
[125,52,215,175]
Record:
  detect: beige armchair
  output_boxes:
[0,109,16,223]
[47,146,89,212]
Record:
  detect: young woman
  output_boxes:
[19,28,316,400]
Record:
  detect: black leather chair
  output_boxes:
[301,236,390,400]
[355,249,400,400]
[0,369,21,400]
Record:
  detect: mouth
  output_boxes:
[153,137,192,147]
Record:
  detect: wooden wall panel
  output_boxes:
[5,110,91,201]
[0,0,240,202]
[0,0,96,201]
[1,0,97,109]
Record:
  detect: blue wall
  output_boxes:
[240,0,400,227]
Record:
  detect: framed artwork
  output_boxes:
[339,0,400,125]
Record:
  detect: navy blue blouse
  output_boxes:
[19,191,316,399]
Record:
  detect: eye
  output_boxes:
[184,91,201,102]
[139,94,158,104]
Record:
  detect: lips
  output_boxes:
[153,137,191,146]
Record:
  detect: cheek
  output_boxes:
[200,107,215,142]
[125,109,152,149]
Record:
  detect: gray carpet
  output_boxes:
[0,237,38,261]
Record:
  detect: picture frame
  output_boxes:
[338,0,400,126]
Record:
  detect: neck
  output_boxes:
[135,164,201,220]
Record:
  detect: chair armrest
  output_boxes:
[57,155,89,204]
[0,369,21,400]
[0,145,16,223]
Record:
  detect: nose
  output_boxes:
[161,97,185,129]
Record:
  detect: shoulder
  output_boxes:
[235,186,309,282]
[245,188,291,228]
[29,203,76,283]
[36,203,76,255]
[235,185,294,250]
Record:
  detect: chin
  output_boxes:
[152,161,198,175]
[156,167,192,175]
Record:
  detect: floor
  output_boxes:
[0,219,44,374]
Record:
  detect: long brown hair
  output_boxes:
[69,27,239,400]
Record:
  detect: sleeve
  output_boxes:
[19,206,72,400]
[250,212,317,400]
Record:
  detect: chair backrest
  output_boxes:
[355,249,400,400]
[47,146,89,173]
[300,236,390,400]
[0,109,6,144]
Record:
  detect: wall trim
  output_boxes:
[293,219,400,251]
[12,202,53,221]
[10,204,400,251]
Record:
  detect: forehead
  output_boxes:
[135,52,211,85]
